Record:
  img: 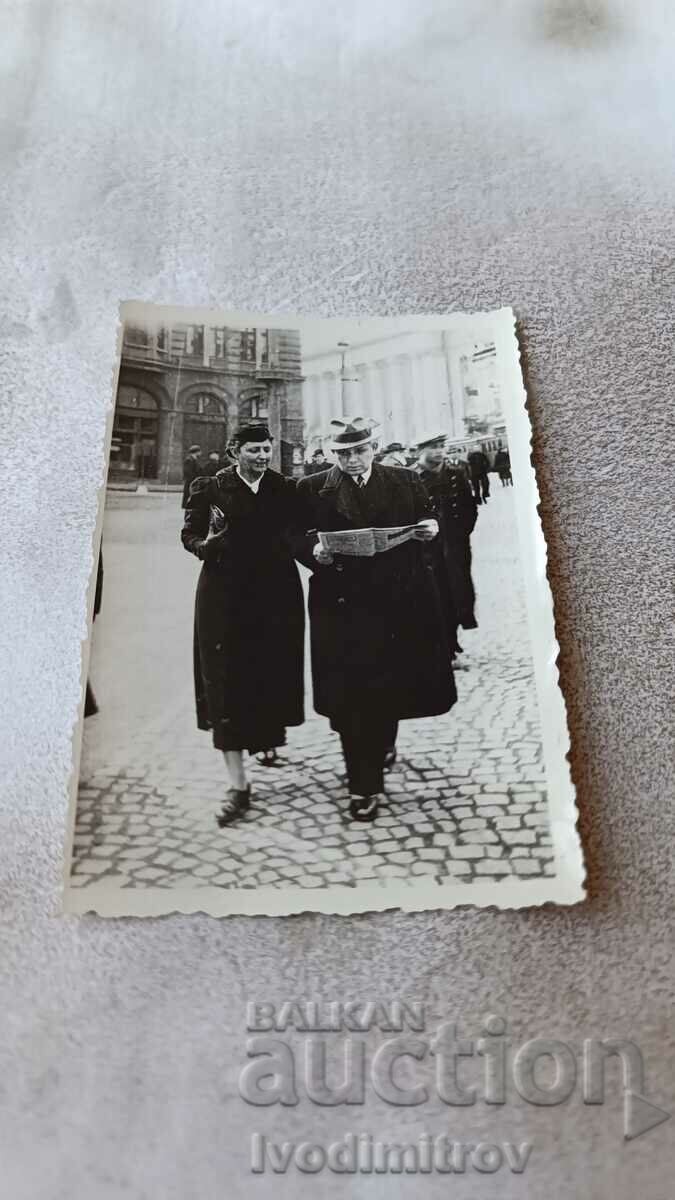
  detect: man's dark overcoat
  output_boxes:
[182,454,202,507]
[293,463,456,728]
[181,467,304,752]
[415,463,478,631]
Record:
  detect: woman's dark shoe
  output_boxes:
[349,794,380,823]
[256,749,286,767]
[383,746,397,770]
[217,785,251,827]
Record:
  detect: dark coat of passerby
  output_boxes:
[305,450,328,476]
[84,548,104,717]
[293,418,456,822]
[467,448,491,504]
[204,450,222,476]
[378,442,408,468]
[414,438,478,664]
[182,445,203,507]
[495,447,512,485]
[181,424,305,826]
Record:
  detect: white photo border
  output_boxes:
[62,302,585,917]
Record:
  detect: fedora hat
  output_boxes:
[327,417,380,452]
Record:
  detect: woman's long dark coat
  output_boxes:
[181,467,304,752]
[416,463,478,631]
[293,463,456,728]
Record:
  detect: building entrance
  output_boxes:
[110,386,159,481]
[182,392,228,459]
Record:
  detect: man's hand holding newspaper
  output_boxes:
[313,519,438,564]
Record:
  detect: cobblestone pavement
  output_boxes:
[70,484,554,893]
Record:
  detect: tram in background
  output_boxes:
[445,423,508,470]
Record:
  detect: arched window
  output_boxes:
[181,391,228,462]
[183,392,225,416]
[241,390,269,419]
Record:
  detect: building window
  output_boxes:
[122,326,151,356]
[241,330,256,364]
[184,392,224,416]
[213,327,256,364]
[241,390,269,419]
[170,324,204,358]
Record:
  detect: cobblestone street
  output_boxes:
[70,484,554,895]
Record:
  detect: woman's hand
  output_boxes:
[199,529,229,561]
[313,543,334,566]
[413,518,439,541]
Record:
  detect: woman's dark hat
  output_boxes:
[327,417,379,452]
[231,423,273,447]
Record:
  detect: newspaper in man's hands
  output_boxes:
[318,525,420,557]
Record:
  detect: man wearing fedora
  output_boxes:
[293,417,457,822]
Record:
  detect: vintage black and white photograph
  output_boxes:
[63,303,583,915]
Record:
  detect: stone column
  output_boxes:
[399,354,414,446]
[162,408,184,486]
[302,374,319,448]
[365,362,386,439]
[268,382,282,471]
[368,361,385,442]
[387,354,411,446]
[442,330,464,440]
[411,354,428,443]
[321,371,338,433]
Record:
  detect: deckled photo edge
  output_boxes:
[61,302,585,918]
[60,307,126,912]
[497,314,586,904]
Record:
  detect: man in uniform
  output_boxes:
[294,417,456,822]
[378,441,408,467]
[414,433,478,669]
[182,444,203,507]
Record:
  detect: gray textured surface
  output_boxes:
[0,1,673,1196]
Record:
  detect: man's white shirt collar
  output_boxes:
[236,468,263,494]
[342,464,373,486]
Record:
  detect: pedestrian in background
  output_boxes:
[414,434,478,669]
[182,444,202,507]
[181,423,305,827]
[304,448,328,476]
[495,446,513,485]
[467,446,491,505]
[293,417,456,823]
[204,450,221,476]
[378,442,408,467]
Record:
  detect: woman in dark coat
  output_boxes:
[181,424,305,826]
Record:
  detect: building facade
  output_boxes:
[110,322,304,484]
[302,330,504,456]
